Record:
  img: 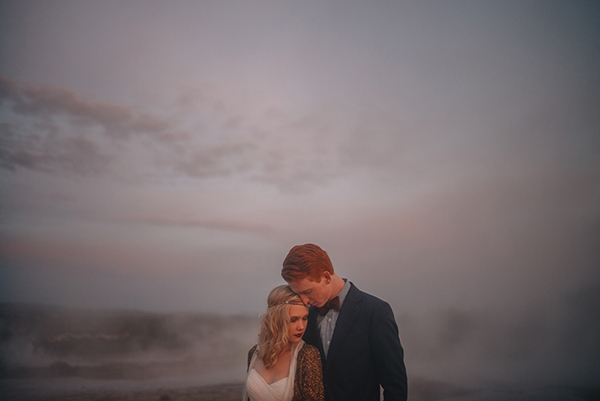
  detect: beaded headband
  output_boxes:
[267,301,306,308]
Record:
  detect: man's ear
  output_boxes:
[322,271,331,284]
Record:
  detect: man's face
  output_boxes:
[288,273,331,308]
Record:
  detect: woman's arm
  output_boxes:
[297,345,324,401]
[247,345,258,370]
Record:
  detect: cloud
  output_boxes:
[1,77,155,137]
[0,75,411,189]
[0,77,262,182]
[0,76,346,190]
[108,214,276,236]
[0,121,110,174]
[0,76,172,175]
[166,141,257,179]
[0,232,199,277]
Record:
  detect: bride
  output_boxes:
[243,285,324,401]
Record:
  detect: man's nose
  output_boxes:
[299,294,309,305]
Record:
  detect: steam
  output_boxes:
[1,285,598,400]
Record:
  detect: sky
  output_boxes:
[0,1,599,316]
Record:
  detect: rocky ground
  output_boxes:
[24,382,245,401]
[5,379,600,401]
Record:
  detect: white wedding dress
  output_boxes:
[242,340,304,401]
[245,368,288,401]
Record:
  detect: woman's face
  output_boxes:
[288,304,309,343]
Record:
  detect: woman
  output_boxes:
[243,285,324,401]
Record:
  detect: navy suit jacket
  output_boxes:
[303,283,407,401]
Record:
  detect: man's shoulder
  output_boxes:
[349,282,390,307]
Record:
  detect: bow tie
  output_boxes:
[318,296,340,316]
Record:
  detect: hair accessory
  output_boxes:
[268,301,305,308]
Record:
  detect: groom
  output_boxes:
[282,243,408,401]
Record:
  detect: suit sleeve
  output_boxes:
[370,302,408,401]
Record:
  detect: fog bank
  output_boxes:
[1,285,598,400]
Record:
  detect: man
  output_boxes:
[282,243,408,401]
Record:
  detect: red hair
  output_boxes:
[281,243,334,282]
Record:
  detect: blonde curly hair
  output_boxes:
[257,285,306,369]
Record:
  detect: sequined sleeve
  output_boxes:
[293,344,324,401]
[247,345,258,370]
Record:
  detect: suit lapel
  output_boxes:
[325,283,362,369]
[305,307,325,364]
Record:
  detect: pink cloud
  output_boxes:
[106,214,276,236]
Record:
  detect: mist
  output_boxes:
[2,283,599,400]
[1,1,600,399]
[0,303,258,399]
